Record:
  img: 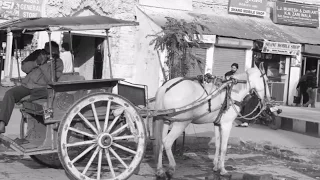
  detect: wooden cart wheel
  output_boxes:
[30,154,62,169]
[58,92,146,180]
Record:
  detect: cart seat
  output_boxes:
[21,73,85,114]
[58,73,85,82]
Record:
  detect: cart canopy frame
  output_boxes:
[0,15,139,32]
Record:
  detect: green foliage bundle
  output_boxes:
[148,17,207,79]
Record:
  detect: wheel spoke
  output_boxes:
[71,144,96,164]
[105,149,116,178]
[66,140,96,148]
[109,147,128,169]
[113,135,135,141]
[91,103,102,132]
[112,143,136,155]
[78,112,98,134]
[111,124,128,136]
[97,148,103,180]
[69,127,96,138]
[82,146,100,175]
[103,101,112,132]
[106,115,120,133]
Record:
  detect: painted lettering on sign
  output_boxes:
[228,0,267,17]
[262,40,302,57]
[0,0,43,19]
[273,1,319,28]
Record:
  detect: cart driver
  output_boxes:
[0,41,64,133]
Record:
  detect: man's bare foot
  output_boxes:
[0,121,5,133]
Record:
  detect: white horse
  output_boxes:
[153,64,271,179]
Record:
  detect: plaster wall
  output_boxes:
[134,6,163,97]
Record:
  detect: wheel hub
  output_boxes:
[98,133,113,148]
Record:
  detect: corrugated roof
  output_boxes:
[276,24,320,45]
[189,12,297,42]
[140,5,320,45]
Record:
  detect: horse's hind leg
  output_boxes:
[219,121,233,175]
[213,125,221,172]
[163,122,189,179]
[156,122,170,179]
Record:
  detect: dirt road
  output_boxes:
[0,139,319,180]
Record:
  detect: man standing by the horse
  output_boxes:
[225,63,250,127]
[225,63,238,80]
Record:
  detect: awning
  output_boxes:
[139,6,320,45]
[0,15,139,32]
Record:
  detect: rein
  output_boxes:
[226,69,270,121]
[153,67,270,124]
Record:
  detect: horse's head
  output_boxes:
[246,62,272,104]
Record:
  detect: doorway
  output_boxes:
[93,37,104,79]
[303,57,319,107]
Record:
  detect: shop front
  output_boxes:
[301,44,320,107]
[251,40,301,104]
[271,1,320,107]
[0,0,45,86]
[212,37,253,78]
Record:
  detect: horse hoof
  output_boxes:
[165,166,175,180]
[220,169,229,176]
[156,168,167,180]
[213,166,219,172]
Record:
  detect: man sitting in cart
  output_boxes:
[0,41,64,133]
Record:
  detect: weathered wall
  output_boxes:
[45,0,139,81]
[134,6,163,97]
[139,0,193,11]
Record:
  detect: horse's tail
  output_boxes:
[153,85,166,164]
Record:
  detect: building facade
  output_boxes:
[138,0,320,106]
[0,0,162,97]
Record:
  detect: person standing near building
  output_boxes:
[304,66,317,108]
[60,42,74,73]
[225,63,239,80]
[224,63,249,127]
[296,70,310,106]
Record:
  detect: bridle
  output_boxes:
[229,62,271,121]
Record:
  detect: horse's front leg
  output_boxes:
[219,121,233,175]
[213,125,221,172]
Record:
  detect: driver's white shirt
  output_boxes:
[60,51,74,73]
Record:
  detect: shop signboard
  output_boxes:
[273,1,319,28]
[262,40,301,57]
[228,0,267,17]
[0,0,43,19]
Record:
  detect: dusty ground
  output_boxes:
[0,137,319,180]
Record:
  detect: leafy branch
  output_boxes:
[148,17,208,80]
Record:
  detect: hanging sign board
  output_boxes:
[228,0,267,17]
[273,1,319,28]
[0,0,44,19]
[262,40,301,57]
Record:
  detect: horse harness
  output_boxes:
[165,76,212,113]
[162,76,245,125]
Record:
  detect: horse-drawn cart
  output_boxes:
[0,15,281,180]
[0,15,149,180]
